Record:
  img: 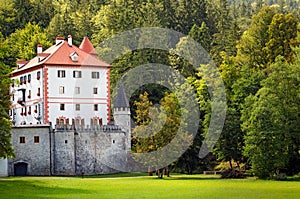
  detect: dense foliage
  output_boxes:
[0,0,299,178]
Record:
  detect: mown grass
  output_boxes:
[0,174,299,199]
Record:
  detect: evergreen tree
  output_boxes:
[265,13,298,64]
[0,0,17,37]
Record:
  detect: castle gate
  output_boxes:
[14,162,28,176]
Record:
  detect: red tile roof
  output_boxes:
[79,36,98,55]
[12,37,110,75]
[44,41,108,66]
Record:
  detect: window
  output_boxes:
[94,104,98,111]
[34,136,39,143]
[35,105,38,113]
[75,87,80,94]
[28,74,31,83]
[70,52,78,62]
[65,140,68,144]
[59,86,65,94]
[75,104,80,111]
[20,76,24,85]
[93,87,98,94]
[91,72,99,79]
[59,119,64,126]
[20,136,25,143]
[28,106,31,115]
[24,76,27,84]
[37,71,41,80]
[73,71,82,78]
[60,104,65,111]
[37,88,41,96]
[28,90,31,99]
[58,70,66,78]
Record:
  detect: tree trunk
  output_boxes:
[229,160,233,170]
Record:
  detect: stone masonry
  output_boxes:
[8,124,130,176]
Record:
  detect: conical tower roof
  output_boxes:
[114,84,129,108]
[79,36,97,55]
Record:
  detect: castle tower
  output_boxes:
[113,84,131,152]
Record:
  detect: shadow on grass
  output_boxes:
[149,174,221,181]
[74,172,222,180]
[74,172,148,179]
[0,179,90,198]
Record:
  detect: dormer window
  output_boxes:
[16,60,29,69]
[70,52,78,62]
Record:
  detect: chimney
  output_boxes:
[37,44,43,54]
[56,36,64,45]
[68,35,72,47]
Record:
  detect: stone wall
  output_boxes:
[75,131,127,175]
[8,125,51,176]
[0,159,8,176]
[8,125,129,176]
[52,130,75,175]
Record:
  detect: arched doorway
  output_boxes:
[14,162,28,176]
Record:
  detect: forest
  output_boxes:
[0,0,300,179]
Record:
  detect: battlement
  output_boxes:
[54,124,123,133]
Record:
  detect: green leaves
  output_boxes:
[5,22,51,65]
[0,62,14,158]
[241,57,300,178]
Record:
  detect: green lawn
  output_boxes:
[0,174,299,199]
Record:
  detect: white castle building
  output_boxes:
[0,36,132,176]
[10,36,111,128]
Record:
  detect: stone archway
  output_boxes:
[14,162,28,176]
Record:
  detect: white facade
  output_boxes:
[10,68,44,125]
[10,37,111,127]
[47,66,109,127]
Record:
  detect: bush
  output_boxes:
[275,173,287,181]
[221,169,245,178]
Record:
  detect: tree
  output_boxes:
[5,22,51,66]
[188,22,212,52]
[174,0,208,35]
[132,91,193,177]
[265,13,298,64]
[0,0,17,37]
[242,57,300,179]
[30,0,55,29]
[0,62,14,158]
[208,0,241,65]
[12,0,32,29]
[214,107,244,171]
[47,9,80,45]
[236,6,276,69]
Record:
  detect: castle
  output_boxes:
[0,36,131,176]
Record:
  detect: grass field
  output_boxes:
[0,174,300,199]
